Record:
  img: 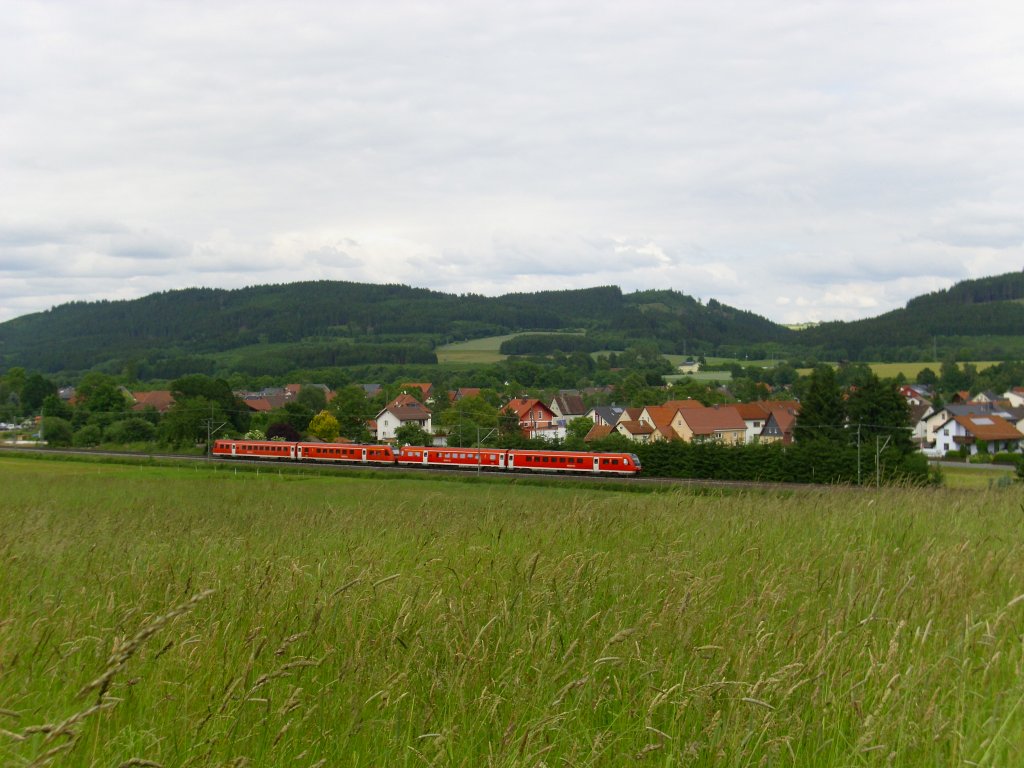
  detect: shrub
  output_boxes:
[40,417,73,447]
[73,424,103,447]
[105,417,157,444]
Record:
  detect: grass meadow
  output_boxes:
[1,455,1023,766]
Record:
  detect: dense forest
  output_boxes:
[0,282,789,375]
[1,271,1023,376]
[797,271,1024,360]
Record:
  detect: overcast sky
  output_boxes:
[2,1,1023,325]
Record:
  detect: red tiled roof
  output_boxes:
[505,398,554,420]
[952,414,1023,441]
[732,402,771,420]
[663,399,705,411]
[584,424,614,442]
[678,406,747,435]
[642,406,680,427]
[131,391,175,413]
[400,383,433,399]
[618,420,654,436]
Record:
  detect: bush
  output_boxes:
[73,424,103,447]
[105,418,157,444]
[990,452,1023,466]
[40,417,73,447]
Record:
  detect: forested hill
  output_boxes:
[0,281,790,375]
[795,270,1024,360]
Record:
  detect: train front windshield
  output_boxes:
[630,454,641,469]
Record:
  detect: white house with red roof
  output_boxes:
[503,398,559,439]
[933,413,1024,456]
[376,394,432,441]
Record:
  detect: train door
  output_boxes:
[593,456,600,473]
[231,443,237,456]
[361,447,367,463]
[294,444,302,460]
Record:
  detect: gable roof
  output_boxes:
[131,390,175,413]
[617,420,655,437]
[584,424,614,442]
[678,406,747,435]
[732,402,772,421]
[450,387,481,402]
[663,399,705,410]
[400,383,433,399]
[588,405,625,426]
[504,398,555,420]
[620,407,643,423]
[551,393,586,417]
[951,414,1023,441]
[641,405,681,428]
[379,394,432,422]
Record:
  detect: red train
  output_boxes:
[211,439,642,476]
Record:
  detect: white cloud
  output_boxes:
[1,0,1024,324]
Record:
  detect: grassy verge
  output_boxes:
[1,459,1022,766]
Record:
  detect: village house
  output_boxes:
[503,398,560,439]
[400,382,434,404]
[549,392,587,425]
[759,406,799,444]
[1004,388,1024,408]
[918,403,1011,449]
[615,419,656,443]
[673,405,747,445]
[449,387,482,403]
[733,402,772,443]
[933,413,1024,456]
[585,405,625,427]
[131,390,175,413]
[375,394,432,441]
[637,405,686,441]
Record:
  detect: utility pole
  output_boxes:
[856,423,862,485]
[476,426,497,474]
[205,404,229,460]
[875,434,892,487]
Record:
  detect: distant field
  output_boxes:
[2,456,1023,766]
[664,371,732,383]
[868,361,998,379]
[437,332,583,364]
[436,334,518,364]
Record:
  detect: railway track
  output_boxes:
[0,443,831,493]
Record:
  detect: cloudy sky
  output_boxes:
[2,1,1023,325]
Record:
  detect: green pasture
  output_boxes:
[437,332,583,365]
[436,334,517,364]
[2,456,1023,766]
[935,463,1017,490]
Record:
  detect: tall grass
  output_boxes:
[1,457,1022,766]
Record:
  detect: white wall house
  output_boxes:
[375,395,432,441]
[933,414,1024,457]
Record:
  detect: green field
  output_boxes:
[2,456,1023,766]
[436,334,518,364]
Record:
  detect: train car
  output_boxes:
[212,439,396,465]
[506,449,641,476]
[212,439,298,460]
[213,439,641,478]
[298,442,396,465]
[396,446,508,470]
